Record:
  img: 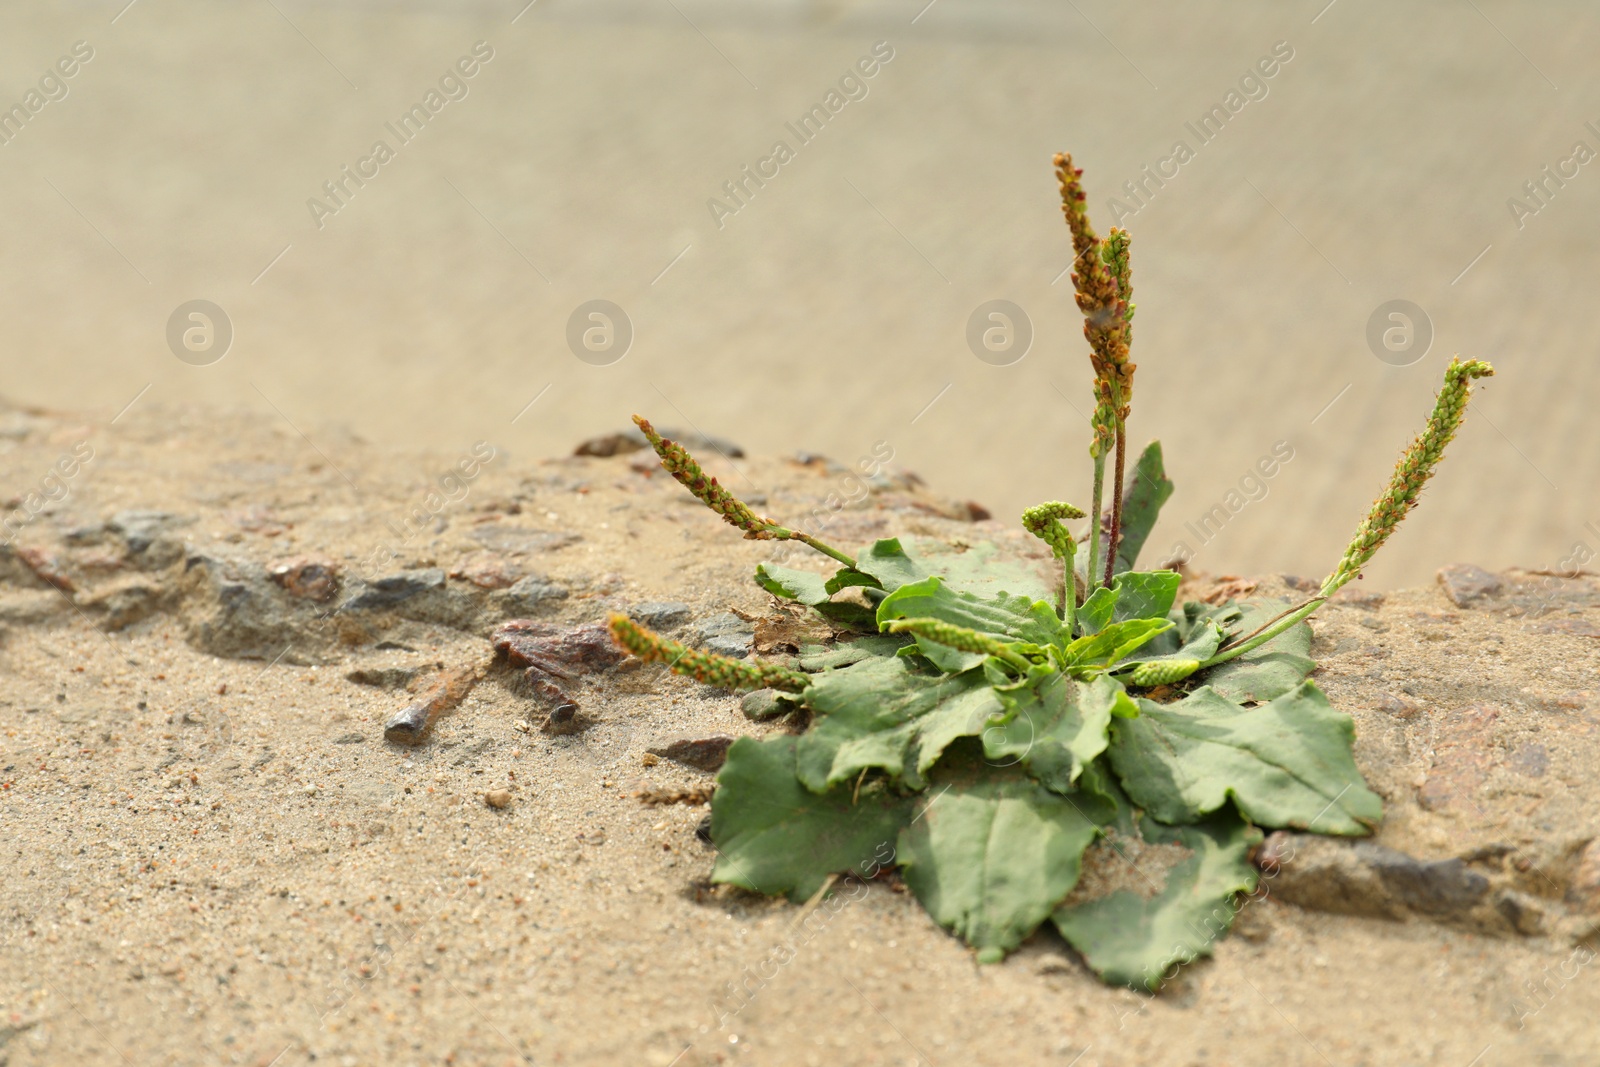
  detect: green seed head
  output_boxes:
[1022,502,1085,561]
[1129,658,1200,687]
[1323,358,1495,592]
[884,617,1029,669]
[633,415,776,539]
[608,614,808,693]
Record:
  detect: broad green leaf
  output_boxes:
[854,538,1055,602]
[1077,586,1118,634]
[754,563,878,631]
[1108,681,1383,835]
[1113,441,1176,575]
[755,562,833,605]
[824,567,882,595]
[1059,618,1173,674]
[1078,757,1139,838]
[1076,570,1179,634]
[797,644,875,671]
[1110,570,1181,624]
[1053,810,1260,990]
[897,749,1102,962]
[797,655,1004,791]
[984,670,1133,793]
[877,576,1065,672]
[711,736,913,901]
[1196,598,1315,703]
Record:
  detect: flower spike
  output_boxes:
[884,618,1033,672]
[609,614,808,693]
[632,415,856,567]
[1322,358,1495,593]
[1203,357,1495,668]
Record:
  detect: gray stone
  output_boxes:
[502,574,570,613]
[344,569,446,611]
[696,612,754,659]
[1259,831,1493,925]
[1437,563,1503,607]
[84,579,166,631]
[740,688,792,721]
[1495,889,1549,936]
[648,735,735,772]
[181,548,319,663]
[632,601,691,630]
[108,510,192,554]
[1366,851,1489,916]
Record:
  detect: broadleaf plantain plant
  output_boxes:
[607,152,1495,990]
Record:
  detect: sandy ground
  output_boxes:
[3,399,1599,1066]
[1,0,1598,591]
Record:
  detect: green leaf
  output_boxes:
[854,538,1055,602]
[1110,571,1181,624]
[1053,809,1260,991]
[1197,598,1316,703]
[711,736,913,901]
[755,562,833,605]
[1107,681,1383,835]
[1078,757,1139,838]
[983,671,1133,793]
[1114,618,1225,677]
[1058,618,1173,675]
[897,749,1102,963]
[824,567,883,595]
[1113,441,1176,575]
[1076,570,1179,634]
[1077,586,1118,634]
[755,563,880,631]
[876,576,1065,672]
[797,655,1005,791]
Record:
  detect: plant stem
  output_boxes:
[1104,423,1126,587]
[1085,452,1105,593]
[1200,591,1329,669]
[789,532,856,568]
[1062,537,1078,634]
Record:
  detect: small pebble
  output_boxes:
[484,789,513,809]
[1436,563,1502,607]
[648,735,735,772]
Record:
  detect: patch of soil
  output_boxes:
[2,401,1598,1066]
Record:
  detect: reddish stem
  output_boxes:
[1104,424,1126,587]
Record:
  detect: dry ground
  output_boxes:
[2,400,1599,1067]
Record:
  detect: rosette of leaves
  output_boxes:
[607,156,1494,991]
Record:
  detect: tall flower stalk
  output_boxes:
[1054,154,1136,590]
[1203,357,1495,667]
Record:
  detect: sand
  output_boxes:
[3,398,1599,1066]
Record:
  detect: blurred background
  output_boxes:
[2,0,1595,589]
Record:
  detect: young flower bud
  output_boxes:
[1022,502,1085,561]
[1129,658,1200,687]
